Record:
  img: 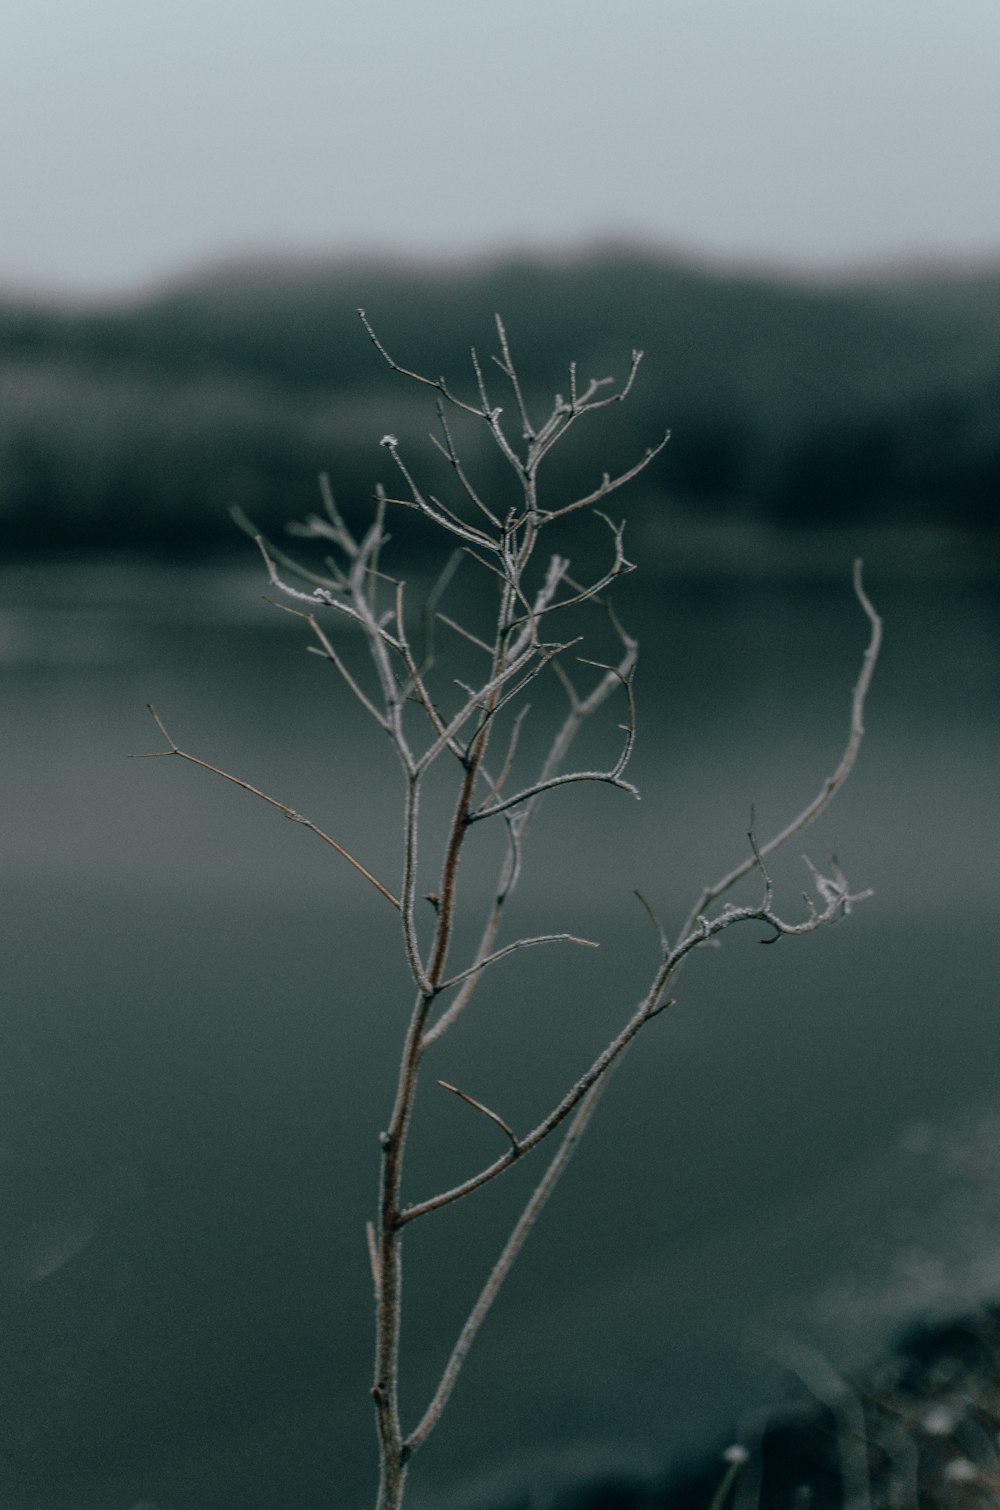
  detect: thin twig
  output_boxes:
[543,430,671,517]
[134,707,400,910]
[491,313,535,440]
[358,308,483,417]
[634,890,670,957]
[430,400,502,527]
[436,931,598,995]
[272,601,389,730]
[437,1081,518,1150]
[379,433,498,550]
[435,612,494,655]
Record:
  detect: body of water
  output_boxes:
[1,530,997,1508]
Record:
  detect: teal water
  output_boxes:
[1,535,997,1508]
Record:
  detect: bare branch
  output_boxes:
[366,490,389,611]
[414,548,463,675]
[379,435,499,551]
[470,343,525,476]
[435,612,493,655]
[470,665,639,820]
[667,843,870,977]
[358,308,483,417]
[429,400,502,527]
[491,313,536,441]
[400,776,430,994]
[403,834,867,1226]
[233,508,348,593]
[511,515,635,627]
[543,429,671,518]
[436,1081,518,1151]
[530,552,571,618]
[318,470,359,550]
[400,984,657,1224]
[414,636,542,776]
[272,601,389,731]
[256,534,397,645]
[706,1451,750,1510]
[468,344,493,418]
[134,707,400,911]
[425,607,639,1047]
[461,543,512,586]
[404,1076,607,1456]
[681,559,882,931]
[479,703,531,806]
[634,890,670,958]
[366,1221,380,1301]
[530,401,574,456]
[406,700,874,1224]
[482,638,583,726]
[583,347,644,409]
[435,931,598,995]
[527,350,645,469]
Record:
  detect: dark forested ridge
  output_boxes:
[1,248,997,549]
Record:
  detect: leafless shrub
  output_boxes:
[139,312,881,1509]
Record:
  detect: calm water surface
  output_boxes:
[1,535,998,1509]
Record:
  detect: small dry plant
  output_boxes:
[140,312,881,1509]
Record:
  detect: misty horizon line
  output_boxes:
[5,230,1000,310]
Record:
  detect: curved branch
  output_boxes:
[435,931,598,996]
[403,819,873,1227]
[470,661,639,820]
[436,1080,517,1150]
[680,559,881,933]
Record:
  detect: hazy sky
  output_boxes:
[3,0,999,296]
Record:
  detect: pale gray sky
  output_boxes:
[3,0,999,296]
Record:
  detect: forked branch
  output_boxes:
[405,1076,608,1458]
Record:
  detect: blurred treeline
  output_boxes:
[1,247,997,551]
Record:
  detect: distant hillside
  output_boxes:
[1,249,997,549]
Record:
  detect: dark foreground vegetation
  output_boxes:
[495,1306,1000,1510]
[1,247,998,550]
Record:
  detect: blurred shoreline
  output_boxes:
[2,248,997,552]
[4,515,999,582]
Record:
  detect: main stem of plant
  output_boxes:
[372,536,525,1509]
